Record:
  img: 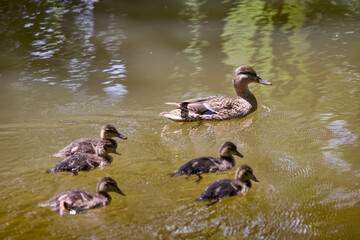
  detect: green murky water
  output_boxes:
[1,0,360,239]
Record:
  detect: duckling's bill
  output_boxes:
[117,133,127,140]
[236,151,244,158]
[252,174,260,182]
[112,149,122,155]
[115,187,126,196]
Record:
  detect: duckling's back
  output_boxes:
[46,153,109,174]
[173,157,223,175]
[39,190,108,210]
[196,179,241,201]
[52,138,117,158]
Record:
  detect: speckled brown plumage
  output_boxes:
[171,142,244,182]
[52,124,127,158]
[195,164,259,206]
[46,140,120,175]
[160,65,272,122]
[38,177,125,216]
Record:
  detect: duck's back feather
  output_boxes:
[39,190,108,210]
[196,179,241,201]
[46,153,110,173]
[161,96,254,122]
[51,138,98,158]
[173,157,223,175]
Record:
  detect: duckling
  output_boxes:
[195,164,259,206]
[46,140,120,175]
[52,124,127,158]
[160,65,272,122]
[171,142,244,182]
[38,177,125,216]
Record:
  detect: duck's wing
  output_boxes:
[165,96,235,113]
[51,138,99,158]
[47,154,100,173]
[62,191,105,210]
[196,179,239,201]
[174,157,222,175]
[165,96,218,114]
[161,96,251,122]
[197,98,254,121]
[203,96,234,113]
[165,96,214,107]
[40,191,103,211]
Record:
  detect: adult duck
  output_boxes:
[195,164,259,206]
[160,65,271,122]
[38,177,125,215]
[52,124,127,158]
[171,141,244,182]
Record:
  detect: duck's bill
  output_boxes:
[117,133,127,140]
[115,188,126,196]
[236,151,244,158]
[252,175,260,182]
[257,76,272,85]
[112,149,122,155]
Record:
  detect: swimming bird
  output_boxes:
[38,177,125,216]
[195,164,259,206]
[160,65,271,122]
[171,142,244,182]
[52,124,127,158]
[46,140,120,175]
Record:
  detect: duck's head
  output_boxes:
[233,65,272,86]
[100,124,127,140]
[219,141,244,158]
[235,164,259,182]
[96,177,125,196]
[96,140,121,156]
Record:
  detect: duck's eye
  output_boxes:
[239,71,255,76]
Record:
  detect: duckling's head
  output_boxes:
[235,164,259,182]
[233,65,272,86]
[96,177,125,196]
[96,140,121,156]
[219,141,244,158]
[101,124,127,140]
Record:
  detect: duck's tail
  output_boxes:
[50,152,64,158]
[168,171,181,177]
[37,202,47,207]
[194,197,204,202]
[45,168,54,174]
[164,102,181,107]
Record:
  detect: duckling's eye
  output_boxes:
[246,72,256,76]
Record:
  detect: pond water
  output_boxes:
[1,0,360,239]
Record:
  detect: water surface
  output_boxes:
[1,0,360,239]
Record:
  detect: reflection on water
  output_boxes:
[0,0,360,239]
